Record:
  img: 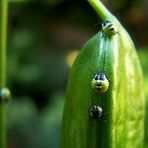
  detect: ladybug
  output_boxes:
[102,20,118,35]
[90,105,103,120]
[91,72,109,93]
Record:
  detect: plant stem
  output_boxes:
[87,0,114,20]
[0,0,8,147]
[0,0,7,87]
[0,104,6,148]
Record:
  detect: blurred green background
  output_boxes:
[6,0,148,148]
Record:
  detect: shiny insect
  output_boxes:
[90,105,103,120]
[91,72,109,93]
[102,20,118,35]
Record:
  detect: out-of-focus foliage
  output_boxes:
[41,93,64,148]
[8,93,64,148]
[9,0,30,3]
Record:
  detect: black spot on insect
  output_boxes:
[94,72,106,80]
[96,83,101,86]
[102,20,110,27]
[102,22,106,27]
[110,28,114,31]
[108,24,112,27]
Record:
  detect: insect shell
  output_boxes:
[102,20,118,36]
[91,72,109,93]
[90,105,103,120]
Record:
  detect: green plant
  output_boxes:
[61,0,145,148]
[139,49,148,148]
[0,0,9,148]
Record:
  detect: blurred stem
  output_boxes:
[87,0,114,20]
[0,0,8,148]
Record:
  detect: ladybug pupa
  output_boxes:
[102,20,118,36]
[91,72,109,93]
[90,105,103,120]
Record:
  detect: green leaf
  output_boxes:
[61,1,145,148]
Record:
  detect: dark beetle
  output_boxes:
[90,105,103,120]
